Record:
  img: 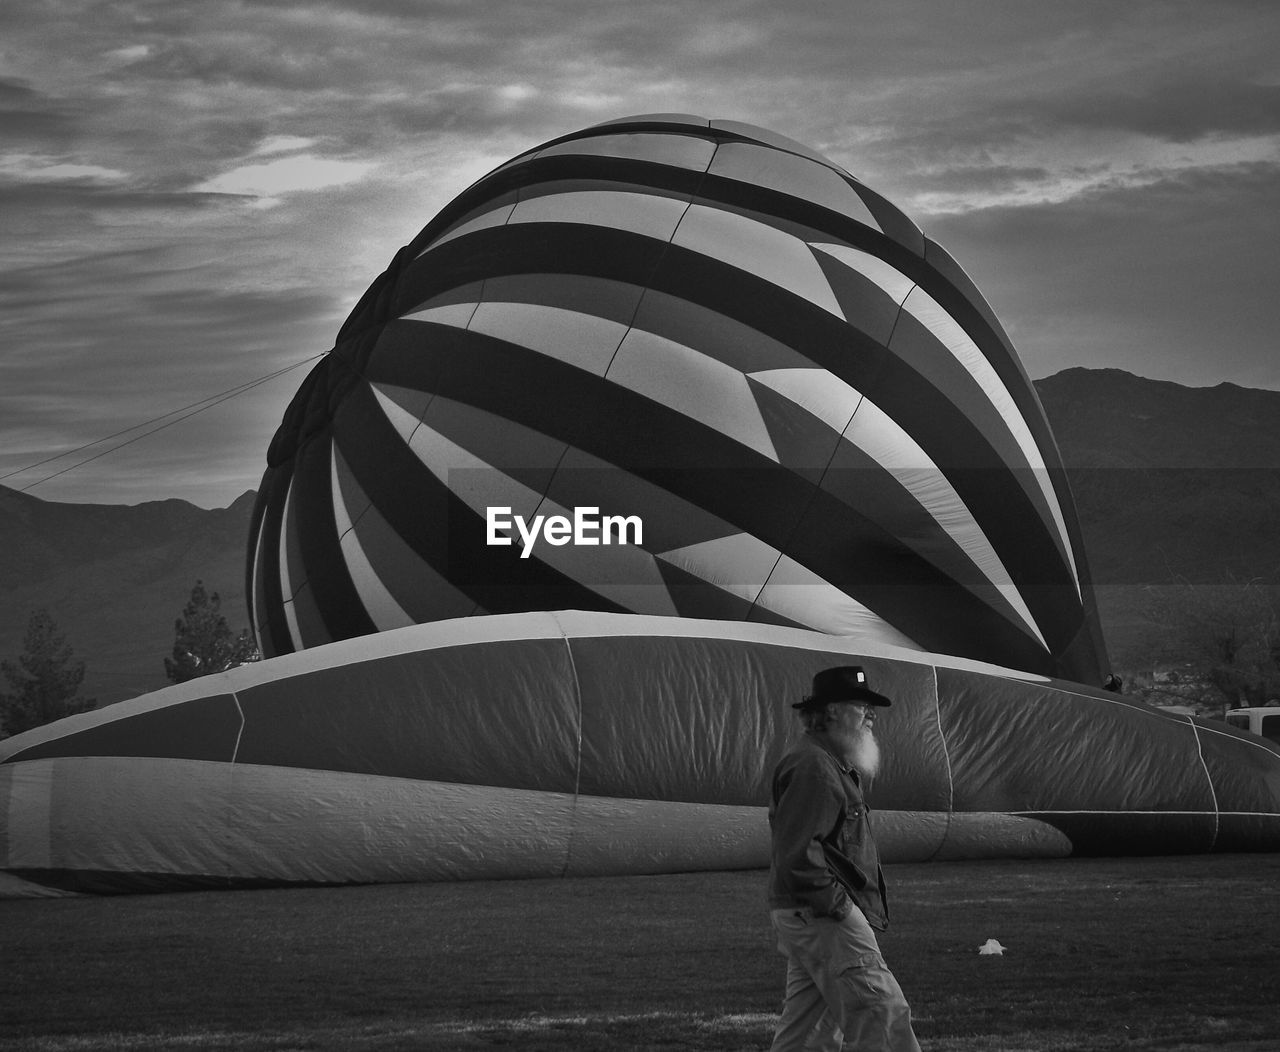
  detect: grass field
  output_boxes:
[3,853,1279,1051]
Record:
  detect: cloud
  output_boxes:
[678,19,769,58]
[906,132,1280,214]
[0,154,130,185]
[252,135,318,155]
[1028,79,1280,142]
[103,44,152,64]
[191,154,379,199]
[0,76,83,142]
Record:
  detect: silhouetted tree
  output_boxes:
[165,580,260,683]
[1140,576,1280,712]
[0,609,97,737]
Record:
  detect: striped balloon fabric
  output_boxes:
[249,113,1110,684]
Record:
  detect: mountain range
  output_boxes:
[0,491,257,706]
[2,368,1277,707]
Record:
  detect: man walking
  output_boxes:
[767,665,921,1051]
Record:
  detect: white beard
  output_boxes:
[851,726,881,780]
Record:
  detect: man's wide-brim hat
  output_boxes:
[793,665,892,709]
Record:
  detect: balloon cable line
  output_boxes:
[5,353,326,493]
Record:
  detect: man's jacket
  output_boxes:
[767,733,889,930]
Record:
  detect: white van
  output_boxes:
[1224,707,1280,744]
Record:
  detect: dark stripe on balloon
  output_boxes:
[877,311,1071,582]
[815,437,1039,639]
[922,237,1044,426]
[284,580,333,651]
[287,428,376,645]
[2,693,242,765]
[332,379,634,621]
[332,444,478,627]
[233,638,584,790]
[244,485,272,642]
[472,273,645,329]
[249,467,296,657]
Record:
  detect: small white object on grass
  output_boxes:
[977,938,1006,955]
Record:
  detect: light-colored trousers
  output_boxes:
[769,906,921,1052]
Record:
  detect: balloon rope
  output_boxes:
[6,354,325,492]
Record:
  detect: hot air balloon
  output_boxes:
[248,113,1106,685]
[3,115,1276,896]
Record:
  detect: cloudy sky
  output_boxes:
[3,0,1278,508]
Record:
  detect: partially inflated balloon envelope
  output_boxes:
[249,114,1106,682]
[2,115,1277,895]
